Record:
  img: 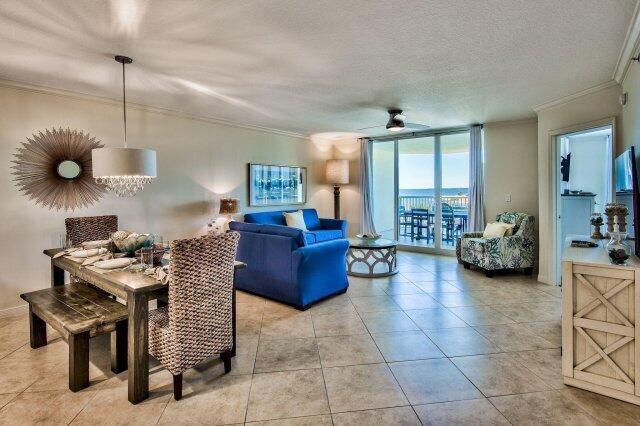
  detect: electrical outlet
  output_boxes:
[505,194,511,202]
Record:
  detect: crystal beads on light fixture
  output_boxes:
[92,55,157,197]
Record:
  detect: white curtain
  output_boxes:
[468,125,485,231]
[360,138,377,235]
[603,134,613,209]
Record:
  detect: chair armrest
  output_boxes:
[319,218,348,237]
[461,232,483,239]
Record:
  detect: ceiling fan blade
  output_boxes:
[404,123,430,130]
[356,124,386,131]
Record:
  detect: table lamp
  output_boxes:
[325,159,349,219]
[214,198,239,233]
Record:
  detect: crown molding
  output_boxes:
[532,80,619,113]
[483,117,538,128]
[613,1,640,83]
[0,78,308,140]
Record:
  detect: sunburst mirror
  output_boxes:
[11,128,106,211]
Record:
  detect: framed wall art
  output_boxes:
[248,163,307,207]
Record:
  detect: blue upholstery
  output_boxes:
[229,208,348,309]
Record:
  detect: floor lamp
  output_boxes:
[326,159,349,219]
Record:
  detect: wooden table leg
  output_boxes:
[29,306,47,349]
[111,320,128,373]
[127,290,149,404]
[51,262,65,287]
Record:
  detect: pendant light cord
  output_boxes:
[122,59,127,148]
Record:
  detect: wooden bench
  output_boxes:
[20,283,128,392]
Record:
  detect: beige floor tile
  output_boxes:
[380,282,425,295]
[372,330,444,362]
[236,335,260,355]
[246,369,329,422]
[0,330,30,360]
[157,374,252,425]
[0,394,15,411]
[238,317,263,338]
[255,338,320,373]
[427,292,483,307]
[425,327,501,357]
[246,415,333,425]
[73,386,168,425]
[358,310,419,333]
[451,353,551,397]
[474,323,558,351]
[350,296,402,313]
[490,390,599,425]
[237,302,266,320]
[323,363,408,412]
[396,263,428,272]
[0,389,95,425]
[405,308,468,330]
[263,302,307,319]
[413,281,462,293]
[332,406,420,425]
[400,272,438,282]
[317,334,383,367]
[413,398,509,425]
[346,282,387,297]
[309,295,355,317]
[391,293,441,310]
[311,313,368,337]
[261,313,315,339]
[237,291,267,304]
[447,305,516,326]
[511,348,564,389]
[519,320,562,347]
[491,302,561,322]
[559,387,640,425]
[389,358,482,404]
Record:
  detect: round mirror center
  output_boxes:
[57,160,81,180]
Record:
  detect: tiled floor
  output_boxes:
[1,252,640,424]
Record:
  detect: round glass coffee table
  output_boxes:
[346,237,398,277]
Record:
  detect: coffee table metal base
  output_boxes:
[347,245,398,277]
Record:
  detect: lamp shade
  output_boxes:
[219,198,239,215]
[326,159,349,185]
[92,148,157,178]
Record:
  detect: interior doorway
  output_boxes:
[553,123,614,284]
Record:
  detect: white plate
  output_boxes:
[70,248,107,258]
[81,240,110,249]
[93,258,134,270]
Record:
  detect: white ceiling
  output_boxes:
[0,0,637,136]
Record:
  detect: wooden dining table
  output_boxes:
[44,248,245,404]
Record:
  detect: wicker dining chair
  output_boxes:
[65,215,118,246]
[149,231,240,400]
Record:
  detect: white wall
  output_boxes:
[536,83,622,284]
[621,61,640,155]
[0,85,333,311]
[566,133,609,212]
[483,119,539,222]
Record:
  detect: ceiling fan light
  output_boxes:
[388,125,404,132]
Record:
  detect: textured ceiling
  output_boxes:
[0,0,636,136]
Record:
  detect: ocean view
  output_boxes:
[400,188,469,197]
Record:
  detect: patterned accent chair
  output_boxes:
[460,212,535,277]
[148,232,240,400]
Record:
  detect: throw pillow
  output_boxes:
[483,222,510,238]
[283,210,308,231]
[502,223,516,236]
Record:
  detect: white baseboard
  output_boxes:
[0,304,28,318]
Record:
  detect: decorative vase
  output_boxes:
[606,231,630,265]
[590,213,604,239]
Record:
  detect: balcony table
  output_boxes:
[44,248,245,404]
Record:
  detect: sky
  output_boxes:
[399,153,469,188]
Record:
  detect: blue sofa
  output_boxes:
[229,209,349,309]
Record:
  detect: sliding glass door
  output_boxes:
[370,130,470,252]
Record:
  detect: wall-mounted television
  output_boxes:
[614,146,639,254]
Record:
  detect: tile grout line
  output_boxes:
[309,302,334,424]
[241,304,264,424]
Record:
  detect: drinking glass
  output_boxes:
[139,246,154,269]
[60,233,72,249]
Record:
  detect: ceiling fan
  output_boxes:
[357,108,430,136]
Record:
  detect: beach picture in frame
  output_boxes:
[248,163,307,206]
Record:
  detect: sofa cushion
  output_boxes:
[306,229,343,243]
[244,208,322,230]
[301,209,321,230]
[283,210,308,231]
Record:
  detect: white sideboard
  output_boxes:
[562,235,640,405]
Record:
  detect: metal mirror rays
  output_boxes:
[11,128,106,210]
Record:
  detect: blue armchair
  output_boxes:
[230,209,349,309]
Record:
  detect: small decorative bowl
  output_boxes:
[356,233,382,240]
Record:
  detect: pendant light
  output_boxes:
[92,55,156,197]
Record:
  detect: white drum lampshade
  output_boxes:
[325,159,349,185]
[92,147,157,197]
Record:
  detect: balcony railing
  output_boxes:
[399,195,468,211]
